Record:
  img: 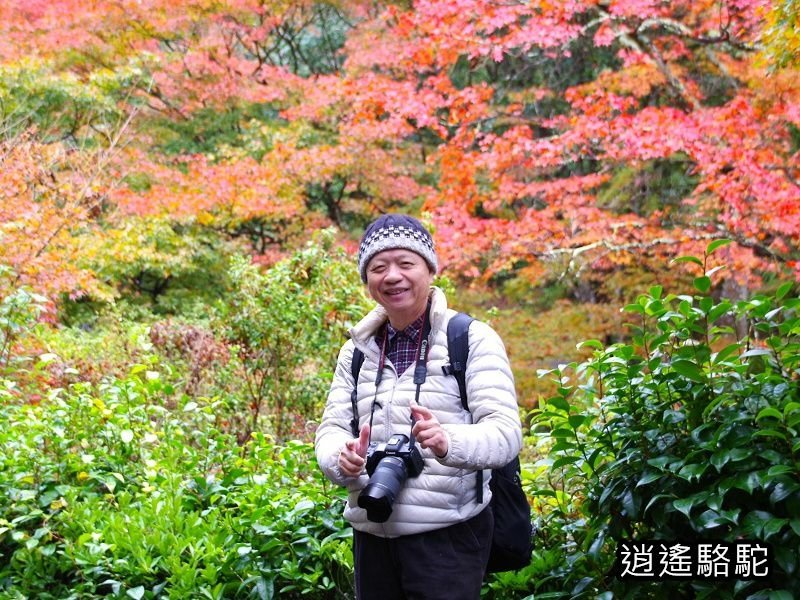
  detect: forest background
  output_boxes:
[1,0,799,598]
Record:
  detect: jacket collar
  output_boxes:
[350,286,448,362]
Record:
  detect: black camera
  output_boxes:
[357,433,424,523]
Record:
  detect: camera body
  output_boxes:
[357,433,424,523]
[365,433,424,478]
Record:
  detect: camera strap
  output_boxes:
[409,306,432,446]
[368,303,433,448]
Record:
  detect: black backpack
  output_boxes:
[349,312,534,573]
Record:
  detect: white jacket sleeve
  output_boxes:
[314,340,367,489]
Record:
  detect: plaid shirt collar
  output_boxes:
[386,312,425,343]
[384,312,426,375]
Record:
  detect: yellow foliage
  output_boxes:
[761,0,800,70]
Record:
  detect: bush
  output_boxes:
[216,229,371,441]
[0,365,354,599]
[528,241,800,599]
[0,266,48,376]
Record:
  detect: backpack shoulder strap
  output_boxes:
[446,312,474,411]
[349,347,365,437]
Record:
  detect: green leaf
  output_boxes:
[568,414,588,429]
[742,510,773,537]
[728,448,752,462]
[766,307,784,320]
[764,517,788,539]
[707,301,733,323]
[550,427,576,439]
[37,352,59,365]
[678,463,707,482]
[706,238,732,255]
[773,546,798,577]
[647,456,672,470]
[545,397,570,413]
[551,455,581,469]
[256,576,274,600]
[741,348,773,358]
[706,493,723,511]
[577,339,604,350]
[694,276,711,294]
[672,255,704,267]
[788,412,800,429]
[621,489,637,517]
[127,587,145,600]
[767,465,796,477]
[753,429,787,441]
[637,471,662,487]
[624,302,646,314]
[671,359,705,382]
[790,519,800,536]
[756,407,784,421]
[770,482,800,503]
[732,471,762,494]
[697,509,735,529]
[712,343,741,364]
[587,531,606,559]
[776,281,793,300]
[674,496,704,519]
[644,494,674,515]
[710,451,731,472]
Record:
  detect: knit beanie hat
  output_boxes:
[357,214,438,282]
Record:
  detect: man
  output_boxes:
[315,214,522,599]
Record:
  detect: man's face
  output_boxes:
[365,249,434,327]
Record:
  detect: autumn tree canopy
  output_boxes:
[0,0,798,304]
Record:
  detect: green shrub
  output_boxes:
[0,365,353,599]
[528,241,800,599]
[216,229,371,441]
[0,266,48,375]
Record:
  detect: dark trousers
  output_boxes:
[352,507,493,600]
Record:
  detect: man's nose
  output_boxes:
[384,263,402,280]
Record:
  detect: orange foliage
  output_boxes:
[0,133,112,299]
[1,0,797,299]
[110,148,303,221]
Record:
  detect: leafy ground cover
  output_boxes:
[0,367,353,599]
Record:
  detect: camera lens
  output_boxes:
[357,456,408,523]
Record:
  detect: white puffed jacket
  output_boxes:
[315,287,523,538]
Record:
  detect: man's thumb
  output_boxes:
[411,403,430,420]
[357,424,370,456]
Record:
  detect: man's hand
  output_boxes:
[338,424,370,477]
[411,402,448,458]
